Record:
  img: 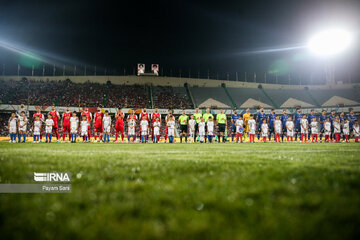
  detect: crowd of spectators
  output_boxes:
[0,79,64,106]
[58,81,107,107]
[107,84,149,108]
[0,80,192,109]
[153,86,191,109]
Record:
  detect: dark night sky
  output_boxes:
[0,0,359,79]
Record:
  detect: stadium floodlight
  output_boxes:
[307,28,352,57]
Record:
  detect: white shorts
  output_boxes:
[343,130,349,135]
[45,127,52,134]
[81,130,88,136]
[261,132,268,137]
[10,127,17,134]
[34,130,40,136]
[141,130,148,136]
[324,131,331,136]
[189,128,195,135]
[128,128,135,135]
[19,126,27,132]
[71,128,77,134]
[153,128,160,136]
[287,130,294,137]
[249,129,256,134]
[208,131,213,136]
[168,129,175,137]
[103,125,110,133]
[301,128,308,134]
[199,130,205,136]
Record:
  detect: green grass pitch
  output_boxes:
[0,142,359,240]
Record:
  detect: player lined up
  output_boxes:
[6,105,359,143]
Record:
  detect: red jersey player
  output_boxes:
[164,109,172,143]
[93,107,104,142]
[81,107,92,141]
[62,106,72,142]
[151,108,161,141]
[115,108,125,143]
[33,107,45,142]
[49,105,60,142]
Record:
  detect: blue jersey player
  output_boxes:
[268,109,276,141]
[280,109,289,142]
[294,108,302,141]
[231,109,239,142]
[319,110,327,141]
[257,107,266,139]
[348,108,357,131]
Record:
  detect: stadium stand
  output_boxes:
[190,87,233,108]
[106,84,149,108]
[152,86,191,109]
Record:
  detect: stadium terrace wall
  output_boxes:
[1,104,359,115]
[1,75,359,90]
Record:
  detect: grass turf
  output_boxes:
[0,142,359,240]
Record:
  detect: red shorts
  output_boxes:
[63,124,70,133]
[115,124,124,133]
[53,125,58,132]
[165,126,168,135]
[94,124,103,133]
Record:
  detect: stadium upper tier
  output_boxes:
[0,76,359,109]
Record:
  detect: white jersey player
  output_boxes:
[300,117,308,134]
[80,120,89,136]
[248,119,256,135]
[140,119,149,136]
[153,119,161,143]
[207,120,214,136]
[103,115,112,134]
[70,116,79,134]
[18,115,27,132]
[128,119,136,136]
[167,120,176,137]
[310,121,319,135]
[274,119,282,134]
[286,120,294,137]
[236,119,244,134]
[261,122,268,137]
[198,120,206,142]
[8,113,17,134]
[188,116,196,141]
[343,120,350,136]
[45,118,54,134]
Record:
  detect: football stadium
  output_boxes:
[0,0,360,239]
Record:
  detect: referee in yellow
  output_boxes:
[216,108,227,143]
[203,108,213,143]
[178,109,189,143]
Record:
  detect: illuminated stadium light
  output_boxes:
[307,29,352,56]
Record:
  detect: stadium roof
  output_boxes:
[322,96,359,107]
[198,98,231,108]
[280,98,314,108]
[240,98,272,108]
